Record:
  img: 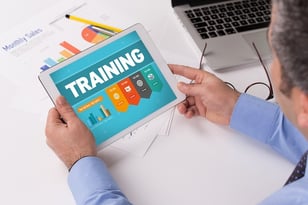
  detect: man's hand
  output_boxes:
[169,64,240,125]
[45,96,97,169]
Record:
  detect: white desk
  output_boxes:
[0,0,294,204]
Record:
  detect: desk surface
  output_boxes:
[0,0,293,204]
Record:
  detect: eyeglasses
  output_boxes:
[199,42,274,101]
[189,42,208,84]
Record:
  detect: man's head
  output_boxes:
[269,0,308,136]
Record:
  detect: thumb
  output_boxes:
[177,82,205,97]
[55,96,77,123]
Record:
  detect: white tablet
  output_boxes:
[39,23,185,149]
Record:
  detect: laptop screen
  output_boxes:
[189,0,232,6]
[172,0,232,7]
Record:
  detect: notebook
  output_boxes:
[171,0,272,70]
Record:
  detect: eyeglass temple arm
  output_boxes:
[199,42,208,69]
[252,42,274,100]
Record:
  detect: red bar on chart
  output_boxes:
[60,41,81,54]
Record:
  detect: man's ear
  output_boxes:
[298,92,308,128]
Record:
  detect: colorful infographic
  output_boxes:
[40,41,82,71]
[50,31,176,145]
[82,25,111,44]
[40,25,111,71]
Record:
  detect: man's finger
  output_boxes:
[46,108,62,125]
[55,96,78,122]
[169,64,199,80]
[177,82,207,97]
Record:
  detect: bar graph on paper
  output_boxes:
[40,26,111,71]
[40,41,81,70]
[0,0,132,77]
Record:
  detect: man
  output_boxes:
[45,0,308,204]
[46,96,132,205]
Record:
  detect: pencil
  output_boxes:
[65,14,122,33]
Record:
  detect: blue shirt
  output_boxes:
[230,94,308,204]
[68,94,308,204]
[68,156,132,205]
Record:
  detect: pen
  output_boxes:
[91,25,116,37]
[65,14,122,33]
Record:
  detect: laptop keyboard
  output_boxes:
[185,0,271,39]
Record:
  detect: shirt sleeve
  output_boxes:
[230,93,308,164]
[68,156,132,205]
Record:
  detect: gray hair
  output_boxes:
[271,0,308,96]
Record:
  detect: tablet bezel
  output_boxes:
[38,23,185,150]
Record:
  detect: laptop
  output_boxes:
[171,0,272,70]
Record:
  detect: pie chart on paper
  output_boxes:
[81,25,111,44]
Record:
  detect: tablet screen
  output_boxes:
[40,24,185,149]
